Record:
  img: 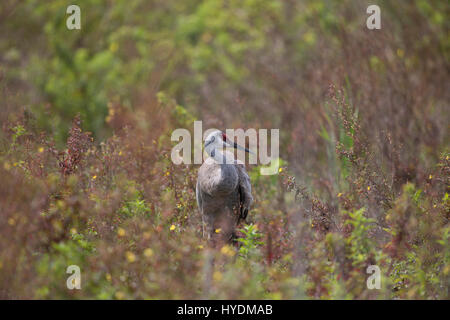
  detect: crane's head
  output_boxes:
[204,130,252,158]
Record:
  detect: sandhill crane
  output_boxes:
[196,130,253,244]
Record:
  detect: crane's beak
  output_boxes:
[227,140,254,154]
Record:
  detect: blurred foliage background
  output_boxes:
[0,0,448,299]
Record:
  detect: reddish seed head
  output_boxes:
[222,132,227,141]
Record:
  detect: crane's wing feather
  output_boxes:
[236,164,253,220]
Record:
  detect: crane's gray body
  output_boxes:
[196,132,253,243]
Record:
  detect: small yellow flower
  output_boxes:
[367,186,371,191]
[433,204,437,208]
[143,248,154,258]
[443,264,450,276]
[117,228,126,237]
[197,245,204,250]
[106,273,112,281]
[8,218,15,226]
[3,162,11,171]
[70,228,77,235]
[38,147,44,153]
[92,175,97,180]
[56,200,65,209]
[220,245,235,257]
[270,291,283,300]
[115,291,125,300]
[125,251,136,263]
[118,151,122,156]
[213,271,223,282]
[429,174,433,180]
[278,167,283,173]
[337,192,343,197]
[215,228,222,234]
[311,223,314,227]
[170,225,176,231]
[109,42,119,53]
[166,171,170,176]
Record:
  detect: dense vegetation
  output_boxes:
[0,0,448,299]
